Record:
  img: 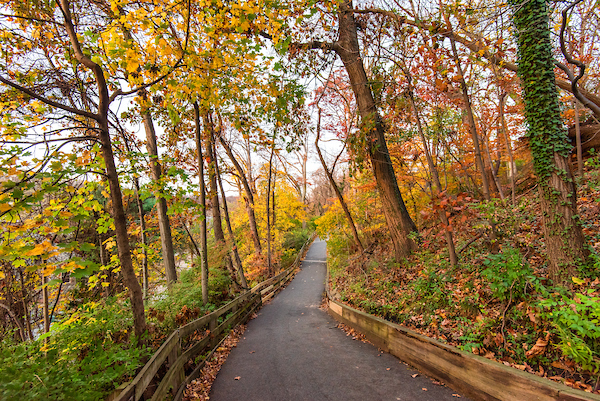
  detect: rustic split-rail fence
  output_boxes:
[112,235,314,401]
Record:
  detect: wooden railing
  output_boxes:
[113,234,315,401]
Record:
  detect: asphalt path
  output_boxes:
[209,239,468,401]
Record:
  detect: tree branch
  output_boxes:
[353,7,600,111]
[559,0,600,118]
[0,75,98,120]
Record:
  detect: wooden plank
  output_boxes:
[172,298,262,401]
[114,330,180,401]
[153,294,260,401]
[328,299,600,401]
[151,336,212,401]
[118,265,293,401]
[260,284,274,296]
[328,300,342,316]
[180,292,250,338]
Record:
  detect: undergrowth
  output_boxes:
[323,167,600,393]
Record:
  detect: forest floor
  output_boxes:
[327,167,600,395]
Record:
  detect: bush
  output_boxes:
[482,247,536,302]
[539,288,600,374]
[0,299,150,401]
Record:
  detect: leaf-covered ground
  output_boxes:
[326,172,600,395]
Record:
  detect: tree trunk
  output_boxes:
[206,116,238,289]
[335,0,418,260]
[449,38,492,201]
[315,109,365,252]
[266,139,276,276]
[193,103,209,304]
[42,273,50,334]
[217,135,262,255]
[18,269,33,341]
[216,155,249,289]
[499,92,517,205]
[120,131,150,298]
[482,131,505,200]
[98,121,147,338]
[272,168,277,229]
[510,0,589,283]
[574,100,583,176]
[204,112,226,242]
[142,107,177,284]
[133,177,149,298]
[407,81,458,266]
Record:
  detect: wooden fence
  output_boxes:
[113,234,315,401]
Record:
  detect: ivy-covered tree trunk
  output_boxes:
[510,0,589,283]
[335,0,418,260]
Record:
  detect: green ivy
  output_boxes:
[509,0,572,180]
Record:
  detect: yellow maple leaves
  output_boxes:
[23,240,57,257]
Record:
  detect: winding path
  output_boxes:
[209,239,468,400]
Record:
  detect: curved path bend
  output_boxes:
[210,239,468,401]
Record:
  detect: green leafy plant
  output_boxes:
[539,288,600,374]
[0,299,150,401]
[482,247,536,302]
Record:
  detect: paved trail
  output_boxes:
[210,239,468,401]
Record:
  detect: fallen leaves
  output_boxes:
[183,324,247,401]
[336,322,372,344]
[525,333,550,359]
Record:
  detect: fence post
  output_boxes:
[168,330,184,396]
[209,315,218,348]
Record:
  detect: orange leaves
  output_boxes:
[435,78,448,92]
[23,240,57,258]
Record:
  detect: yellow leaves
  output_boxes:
[0,271,4,280]
[126,59,140,74]
[23,240,55,257]
[0,202,11,213]
[104,238,116,251]
[63,313,80,326]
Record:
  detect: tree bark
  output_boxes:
[132,177,149,298]
[334,0,418,260]
[18,268,33,341]
[574,100,583,176]
[216,156,249,289]
[204,112,226,242]
[217,135,262,255]
[448,38,492,201]
[141,106,177,284]
[42,274,50,334]
[193,103,209,304]
[406,80,458,266]
[510,0,589,283]
[266,138,276,276]
[98,120,147,337]
[499,92,517,205]
[315,109,365,252]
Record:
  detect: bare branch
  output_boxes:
[0,75,98,120]
[559,0,600,118]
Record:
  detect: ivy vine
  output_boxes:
[509,0,571,182]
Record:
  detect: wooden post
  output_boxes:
[168,331,183,396]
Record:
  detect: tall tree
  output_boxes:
[193,103,209,303]
[0,0,147,338]
[298,0,419,260]
[509,0,589,282]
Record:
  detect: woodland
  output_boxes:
[0,0,599,399]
